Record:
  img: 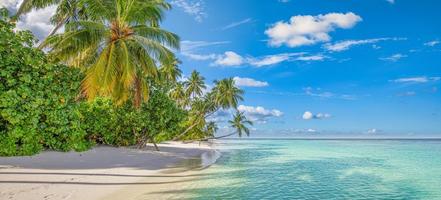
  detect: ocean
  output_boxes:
[173,139,441,199]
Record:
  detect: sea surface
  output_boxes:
[173,139,441,199]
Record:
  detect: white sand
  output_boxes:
[0,141,219,200]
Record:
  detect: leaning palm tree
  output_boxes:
[204,121,218,138]
[184,70,206,99]
[173,77,244,140]
[216,111,253,139]
[43,0,179,108]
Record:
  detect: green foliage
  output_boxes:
[0,14,186,156]
[80,92,186,147]
[0,12,90,156]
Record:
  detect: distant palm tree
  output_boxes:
[159,58,182,84]
[169,83,187,108]
[212,77,244,109]
[184,70,206,99]
[204,121,218,137]
[216,111,253,139]
[43,0,179,108]
[173,78,244,140]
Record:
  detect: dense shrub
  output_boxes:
[0,12,186,156]
[0,11,90,156]
[80,92,186,147]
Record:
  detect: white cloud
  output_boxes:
[380,53,407,62]
[424,40,440,47]
[1,0,57,41]
[16,5,57,41]
[294,55,325,61]
[302,111,331,120]
[0,0,19,13]
[213,51,244,66]
[233,77,269,87]
[323,37,406,52]
[222,18,253,30]
[265,12,362,47]
[170,0,205,22]
[366,128,378,134]
[391,76,440,83]
[181,40,230,52]
[247,53,296,67]
[238,105,283,123]
[181,52,217,61]
[182,49,324,67]
[386,0,395,4]
[302,111,314,120]
[303,87,356,100]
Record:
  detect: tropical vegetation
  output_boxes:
[0,0,253,157]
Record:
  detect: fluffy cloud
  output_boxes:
[323,37,406,52]
[238,105,283,123]
[170,0,205,22]
[0,0,19,12]
[302,111,331,120]
[380,53,407,62]
[15,5,57,41]
[424,40,440,47]
[213,51,244,66]
[233,77,269,87]
[265,12,362,47]
[1,0,57,41]
[391,76,441,83]
[221,18,253,30]
[186,51,323,67]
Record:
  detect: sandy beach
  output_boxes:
[0,141,219,200]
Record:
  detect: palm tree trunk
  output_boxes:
[172,111,216,141]
[37,15,68,50]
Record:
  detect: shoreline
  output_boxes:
[0,141,219,200]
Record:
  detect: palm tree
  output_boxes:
[215,111,253,139]
[43,0,179,108]
[204,121,218,137]
[173,77,244,140]
[159,58,182,83]
[169,83,187,108]
[184,70,206,99]
[212,78,244,109]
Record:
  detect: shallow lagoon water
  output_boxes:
[168,139,441,199]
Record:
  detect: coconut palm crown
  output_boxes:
[43,0,179,108]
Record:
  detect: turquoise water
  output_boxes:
[178,139,441,199]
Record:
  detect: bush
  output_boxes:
[0,11,90,156]
[0,10,186,156]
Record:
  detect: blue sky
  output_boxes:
[2,0,440,137]
[163,0,441,137]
